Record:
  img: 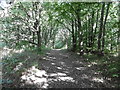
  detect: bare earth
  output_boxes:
[2,49,114,88]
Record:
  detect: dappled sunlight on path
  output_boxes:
[2,49,113,88]
[20,65,75,88]
[21,66,48,88]
[29,50,111,88]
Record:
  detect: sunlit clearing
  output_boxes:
[21,66,48,88]
[63,44,67,49]
[92,77,104,83]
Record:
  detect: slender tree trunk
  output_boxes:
[52,34,56,49]
[90,10,95,51]
[102,2,111,52]
[32,32,35,43]
[37,8,41,50]
[93,8,99,47]
[72,19,76,51]
[110,35,113,51]
[88,15,91,50]
[98,2,105,52]
[37,30,41,49]
[85,16,88,53]
[74,19,77,50]
[17,25,20,44]
[77,9,82,54]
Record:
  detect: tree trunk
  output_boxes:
[37,5,42,50]
[93,8,99,47]
[85,16,88,53]
[77,9,82,54]
[88,15,91,51]
[72,19,76,51]
[32,32,35,44]
[74,19,77,50]
[37,29,41,49]
[16,25,20,45]
[90,10,95,51]
[98,2,105,52]
[102,2,111,52]
[110,35,113,51]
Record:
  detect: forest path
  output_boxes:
[2,49,113,88]
[24,49,111,88]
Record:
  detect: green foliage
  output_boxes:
[0,2,119,86]
[15,40,29,49]
[107,57,120,78]
[2,50,45,84]
[0,42,6,48]
[2,56,25,77]
[86,54,120,79]
[55,40,66,49]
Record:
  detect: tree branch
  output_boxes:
[56,19,72,33]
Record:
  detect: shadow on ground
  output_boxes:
[1,49,116,89]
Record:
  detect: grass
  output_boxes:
[83,52,120,87]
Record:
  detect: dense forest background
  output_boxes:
[0,1,120,88]
[0,2,119,54]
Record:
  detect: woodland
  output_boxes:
[0,1,120,88]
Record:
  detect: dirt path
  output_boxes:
[18,50,112,88]
[2,49,113,88]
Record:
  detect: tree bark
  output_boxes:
[102,2,111,52]
[77,9,82,54]
[37,29,41,49]
[93,8,99,46]
[37,7,41,50]
[98,2,105,52]
[90,10,95,51]
[72,19,76,51]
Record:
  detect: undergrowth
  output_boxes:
[1,47,47,85]
[84,53,120,87]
